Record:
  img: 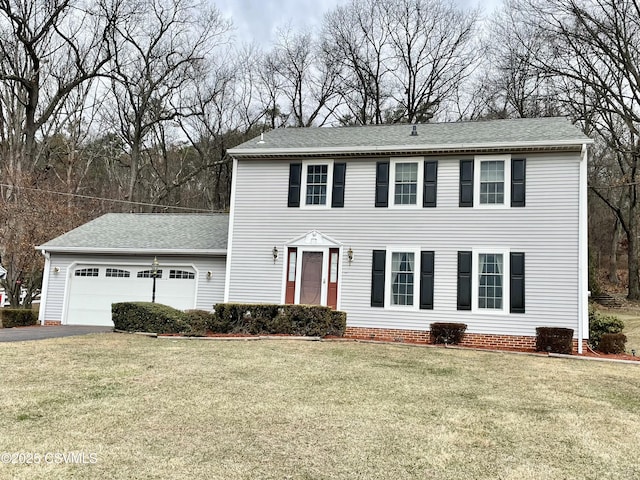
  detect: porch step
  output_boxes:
[592,293,624,309]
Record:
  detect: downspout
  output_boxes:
[578,144,589,354]
[223,156,238,303]
[39,250,51,325]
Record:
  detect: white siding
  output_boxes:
[40,253,226,323]
[227,153,581,337]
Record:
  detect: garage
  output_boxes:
[36,213,229,327]
[65,264,197,326]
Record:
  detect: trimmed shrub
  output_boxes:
[430,322,467,345]
[599,333,627,354]
[210,303,347,337]
[112,302,189,334]
[182,310,212,337]
[589,307,624,350]
[536,327,574,354]
[0,309,38,328]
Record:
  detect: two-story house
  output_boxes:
[36,117,592,352]
[224,117,592,352]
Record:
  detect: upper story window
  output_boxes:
[479,161,505,205]
[376,158,436,208]
[389,158,424,207]
[461,155,525,208]
[288,161,346,208]
[394,163,418,205]
[475,155,510,207]
[306,164,328,205]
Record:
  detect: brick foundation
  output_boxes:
[43,320,62,326]
[344,326,588,354]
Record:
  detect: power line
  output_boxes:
[0,183,225,213]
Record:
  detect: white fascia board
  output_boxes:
[36,247,227,256]
[228,138,595,157]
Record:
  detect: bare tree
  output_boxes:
[383,0,479,123]
[0,0,115,187]
[268,27,341,127]
[513,0,640,299]
[322,0,392,125]
[469,0,561,120]
[105,0,231,204]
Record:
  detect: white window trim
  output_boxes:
[471,248,510,315]
[300,160,334,209]
[474,154,511,208]
[389,157,424,208]
[384,246,421,311]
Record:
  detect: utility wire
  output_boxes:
[0,183,225,213]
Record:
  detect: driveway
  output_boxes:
[0,325,112,342]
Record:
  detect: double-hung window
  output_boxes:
[394,163,418,205]
[474,155,510,207]
[289,161,346,208]
[391,252,415,306]
[461,155,525,208]
[306,164,328,205]
[457,249,525,314]
[390,158,423,207]
[478,253,503,309]
[371,248,435,310]
[479,161,505,205]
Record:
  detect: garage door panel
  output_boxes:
[66,265,197,326]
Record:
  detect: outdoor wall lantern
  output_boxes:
[53,267,60,273]
[151,257,160,303]
[272,246,279,263]
[347,247,354,264]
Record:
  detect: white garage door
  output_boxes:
[66,265,197,326]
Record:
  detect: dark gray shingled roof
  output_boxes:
[38,213,228,252]
[229,117,591,156]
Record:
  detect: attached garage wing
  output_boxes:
[65,264,197,326]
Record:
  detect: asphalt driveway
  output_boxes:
[0,325,113,342]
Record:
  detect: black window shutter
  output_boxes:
[332,163,346,208]
[375,161,389,207]
[457,251,472,310]
[419,251,435,309]
[510,252,525,313]
[423,161,438,208]
[511,158,526,207]
[459,160,474,207]
[371,250,386,307]
[288,163,302,207]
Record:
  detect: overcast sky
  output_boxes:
[214,0,502,46]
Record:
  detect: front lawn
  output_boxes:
[1,335,639,479]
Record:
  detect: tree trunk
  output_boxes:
[608,219,620,284]
[627,213,640,300]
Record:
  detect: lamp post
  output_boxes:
[151,257,159,303]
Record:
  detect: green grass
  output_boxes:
[1,334,639,479]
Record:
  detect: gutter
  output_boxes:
[35,247,227,256]
[229,138,595,158]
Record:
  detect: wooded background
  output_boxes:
[0,0,637,306]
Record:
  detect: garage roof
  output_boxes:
[37,213,228,255]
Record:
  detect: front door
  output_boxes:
[285,247,340,309]
[300,252,323,304]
